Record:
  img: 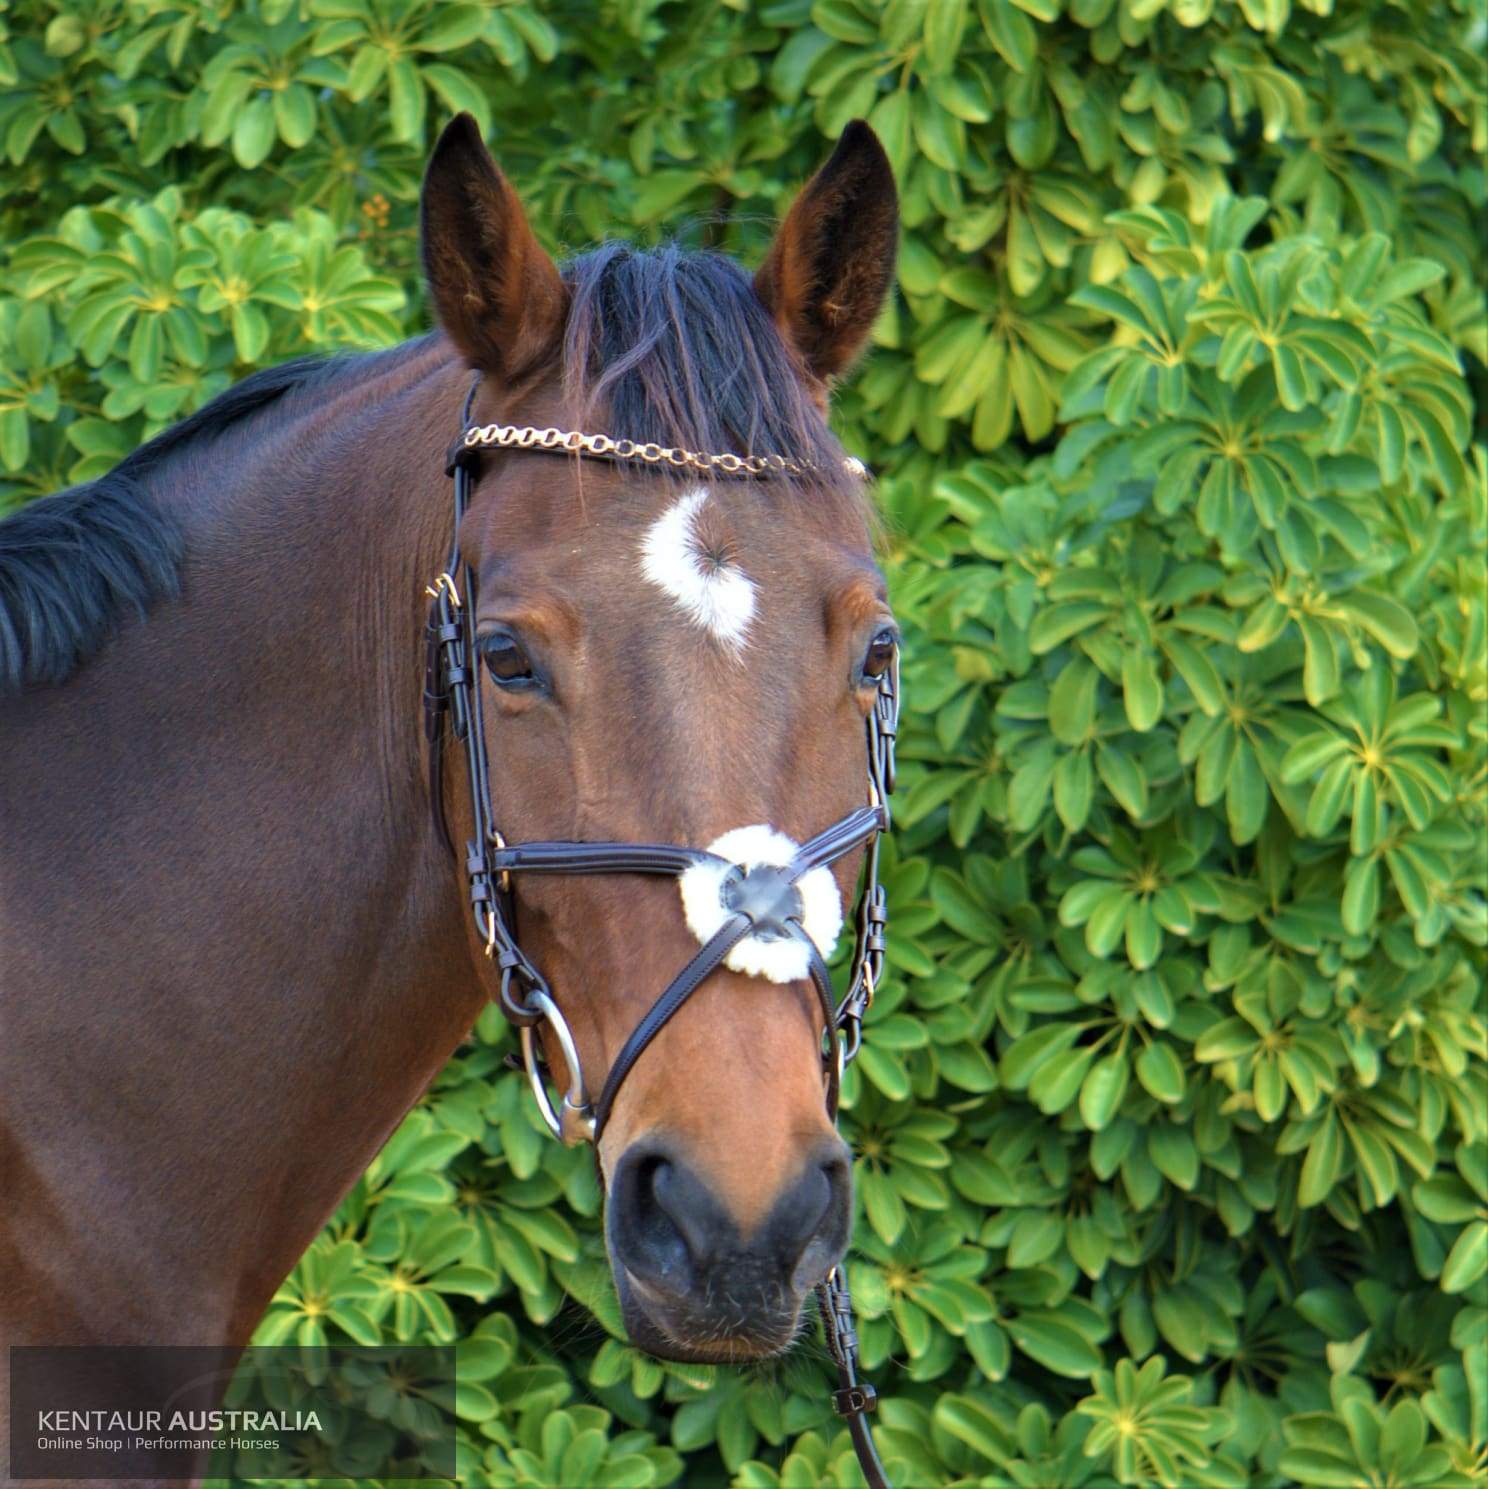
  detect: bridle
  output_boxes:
[423,377,897,1488]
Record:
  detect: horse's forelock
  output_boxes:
[559,245,864,506]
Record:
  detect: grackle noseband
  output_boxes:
[423,378,896,1488]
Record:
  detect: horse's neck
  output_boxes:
[1,342,490,1345]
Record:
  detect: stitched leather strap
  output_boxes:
[591,914,753,1139]
[492,843,720,876]
[787,806,886,879]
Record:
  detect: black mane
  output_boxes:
[0,355,343,695]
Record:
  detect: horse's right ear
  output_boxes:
[420,114,567,378]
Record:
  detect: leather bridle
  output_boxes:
[423,377,896,1488]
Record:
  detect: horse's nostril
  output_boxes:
[609,1147,715,1296]
[650,1156,719,1264]
[781,1149,853,1292]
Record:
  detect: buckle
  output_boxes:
[831,1383,877,1417]
[445,439,482,477]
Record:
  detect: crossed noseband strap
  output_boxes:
[487,807,885,1142]
[423,376,898,1489]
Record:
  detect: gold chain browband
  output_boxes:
[462,421,869,480]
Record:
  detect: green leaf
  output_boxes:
[1298,1113,1343,1206]
[978,0,1036,71]
[1085,888,1131,958]
[232,97,276,169]
[1305,755,1355,837]
[419,5,487,50]
[1374,259,1446,304]
[1340,591,1419,660]
[1135,1041,1185,1103]
[1238,598,1289,652]
[1341,855,1379,935]
[1008,748,1057,830]
[1029,1045,1097,1114]
[1053,748,1094,831]
[1379,1400,1427,1474]
[1079,1050,1129,1129]
[1120,648,1163,731]
[1007,1209,1064,1267]
[0,409,29,471]
[345,43,387,100]
[1351,771,1383,857]
[1272,341,1309,410]
[1227,740,1269,845]
[1096,744,1149,819]
[630,170,709,221]
[1005,1313,1103,1378]
[1125,897,1161,969]
[1030,600,1110,653]
[1049,657,1099,745]
[273,84,317,148]
[814,0,881,43]
[1148,1126,1199,1189]
[934,1395,1015,1464]
[1297,615,1340,706]
[770,29,835,102]
[423,64,493,134]
[1282,732,1350,783]
[923,0,969,71]
[912,88,966,170]
[1441,1222,1488,1294]
[230,302,269,362]
[388,57,426,142]
[1160,635,1224,716]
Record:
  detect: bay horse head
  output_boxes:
[420,115,899,1362]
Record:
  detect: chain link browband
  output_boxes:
[463,420,870,481]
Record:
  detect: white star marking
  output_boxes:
[639,486,756,653]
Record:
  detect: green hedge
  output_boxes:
[3,0,1485,1483]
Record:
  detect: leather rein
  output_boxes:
[423,377,896,1488]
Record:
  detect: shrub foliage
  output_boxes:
[3,0,1485,1482]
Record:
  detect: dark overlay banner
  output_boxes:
[8,1345,457,1480]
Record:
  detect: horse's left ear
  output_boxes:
[754,121,898,386]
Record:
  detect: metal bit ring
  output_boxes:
[519,990,596,1146]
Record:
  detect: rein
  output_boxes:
[424,378,896,1489]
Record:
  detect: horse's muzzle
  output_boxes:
[604,1137,853,1361]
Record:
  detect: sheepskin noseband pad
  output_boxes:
[678,825,845,984]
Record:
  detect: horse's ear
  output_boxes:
[420,114,567,377]
[754,121,898,386]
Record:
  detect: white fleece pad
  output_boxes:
[678,824,844,983]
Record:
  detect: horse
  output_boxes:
[0,114,900,1478]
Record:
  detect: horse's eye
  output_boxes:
[862,628,897,681]
[480,632,538,688]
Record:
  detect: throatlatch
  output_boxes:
[424,375,897,1489]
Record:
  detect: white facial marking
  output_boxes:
[640,487,756,652]
[679,824,844,984]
